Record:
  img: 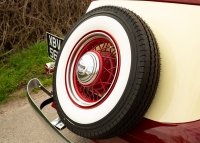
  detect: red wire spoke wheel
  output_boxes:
[72,33,119,107]
[53,6,160,139]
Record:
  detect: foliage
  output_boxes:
[0,0,90,103]
[0,0,90,55]
[0,41,52,102]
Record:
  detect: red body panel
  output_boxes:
[92,118,200,143]
[120,118,200,143]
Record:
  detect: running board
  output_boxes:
[26,78,70,143]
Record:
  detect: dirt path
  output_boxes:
[0,88,91,143]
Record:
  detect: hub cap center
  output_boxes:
[76,51,100,85]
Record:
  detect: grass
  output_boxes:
[0,41,53,103]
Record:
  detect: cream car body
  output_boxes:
[88,0,200,123]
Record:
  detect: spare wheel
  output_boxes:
[53,6,160,139]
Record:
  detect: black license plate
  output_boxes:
[46,32,64,61]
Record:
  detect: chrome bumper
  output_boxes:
[26,78,70,143]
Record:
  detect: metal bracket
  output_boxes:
[51,117,65,130]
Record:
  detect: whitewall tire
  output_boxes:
[53,6,160,139]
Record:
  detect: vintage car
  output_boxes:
[27,0,200,142]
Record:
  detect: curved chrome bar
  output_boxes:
[26,78,70,143]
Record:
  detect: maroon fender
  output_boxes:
[92,118,200,143]
[119,118,200,143]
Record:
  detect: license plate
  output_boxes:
[46,32,64,61]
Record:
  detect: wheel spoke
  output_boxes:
[101,55,116,60]
[99,78,106,92]
[103,66,115,77]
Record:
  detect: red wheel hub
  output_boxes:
[67,31,120,107]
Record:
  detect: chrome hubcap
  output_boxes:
[76,51,100,85]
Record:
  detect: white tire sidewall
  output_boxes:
[56,16,131,124]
